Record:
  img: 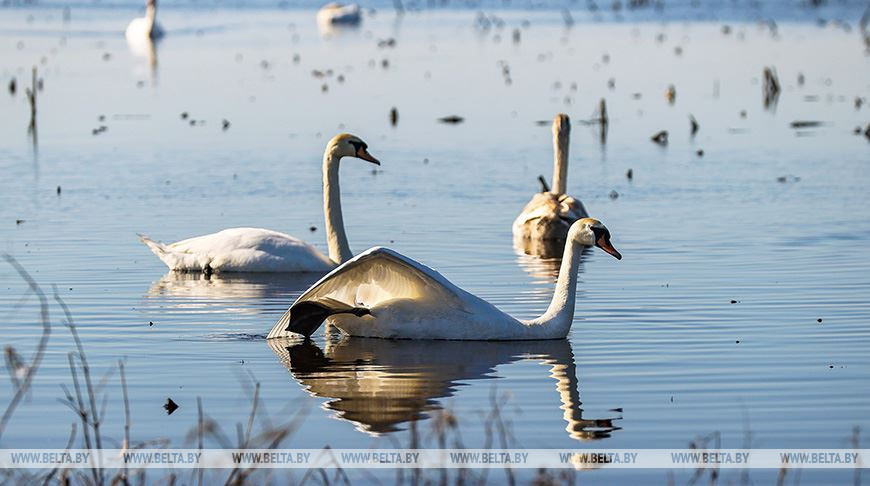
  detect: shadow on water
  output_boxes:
[268,336,621,440]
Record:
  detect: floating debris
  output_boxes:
[696,149,704,157]
[222,119,231,130]
[626,168,633,180]
[15,219,25,225]
[609,190,619,199]
[149,321,154,326]
[817,318,823,323]
[730,300,738,304]
[438,115,464,124]
[180,112,189,120]
[377,38,396,48]
[651,130,668,146]
[56,186,61,195]
[163,398,179,415]
[689,114,699,136]
[8,77,15,95]
[776,175,801,183]
[665,84,676,104]
[390,107,398,126]
[309,226,317,232]
[763,66,781,109]
[790,120,823,128]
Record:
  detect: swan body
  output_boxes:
[513,114,589,241]
[139,228,334,273]
[125,0,164,41]
[316,3,362,26]
[267,218,621,341]
[140,134,380,273]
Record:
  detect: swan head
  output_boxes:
[571,218,621,260]
[328,133,380,165]
[553,113,570,139]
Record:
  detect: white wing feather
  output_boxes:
[267,247,470,338]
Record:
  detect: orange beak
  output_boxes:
[356,147,380,165]
[595,234,622,260]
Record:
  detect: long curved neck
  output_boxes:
[530,238,582,334]
[145,2,156,33]
[551,127,569,195]
[323,150,352,264]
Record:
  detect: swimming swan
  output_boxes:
[267,218,621,340]
[125,0,164,41]
[513,114,588,241]
[139,134,380,274]
[316,3,362,26]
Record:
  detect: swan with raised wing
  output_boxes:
[126,0,164,41]
[139,134,380,274]
[513,114,588,243]
[267,217,620,340]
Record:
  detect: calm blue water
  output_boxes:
[1,4,869,483]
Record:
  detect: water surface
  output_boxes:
[1,5,869,483]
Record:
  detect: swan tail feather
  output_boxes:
[138,233,167,255]
[138,233,181,270]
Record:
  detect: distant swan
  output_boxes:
[125,0,164,41]
[513,114,588,242]
[139,134,380,274]
[267,218,621,340]
[316,3,362,26]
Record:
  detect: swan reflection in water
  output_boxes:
[145,272,319,316]
[268,336,620,440]
[126,34,159,81]
[514,237,594,305]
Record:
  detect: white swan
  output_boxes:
[139,134,380,274]
[513,114,588,241]
[316,3,362,26]
[267,218,621,340]
[125,0,164,42]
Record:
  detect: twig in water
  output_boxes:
[0,254,51,442]
[55,288,105,485]
[119,360,131,486]
[763,67,781,110]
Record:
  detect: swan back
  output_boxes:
[268,247,472,338]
